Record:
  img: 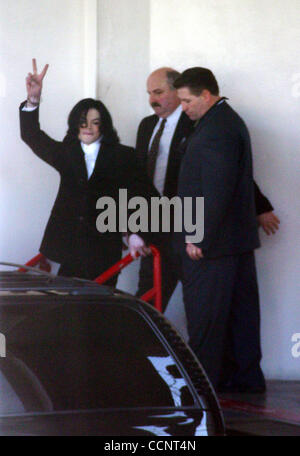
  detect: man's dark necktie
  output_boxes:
[147,118,166,182]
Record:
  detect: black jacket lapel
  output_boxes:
[89,141,116,182]
[69,142,88,182]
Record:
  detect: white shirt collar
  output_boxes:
[159,104,182,127]
[81,137,101,155]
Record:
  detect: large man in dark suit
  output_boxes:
[174,67,266,390]
[135,67,279,313]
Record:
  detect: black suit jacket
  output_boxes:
[20,102,155,263]
[177,101,260,258]
[136,111,273,214]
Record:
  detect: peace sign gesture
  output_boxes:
[26,58,49,106]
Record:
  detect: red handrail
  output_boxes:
[94,245,162,312]
[18,253,49,272]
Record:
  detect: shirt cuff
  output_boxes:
[22,104,38,112]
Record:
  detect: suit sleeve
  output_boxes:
[196,136,240,251]
[19,101,64,172]
[135,118,148,169]
[254,180,274,215]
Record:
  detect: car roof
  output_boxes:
[0,264,114,296]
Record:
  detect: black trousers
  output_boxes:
[136,238,181,312]
[58,233,122,287]
[181,251,265,389]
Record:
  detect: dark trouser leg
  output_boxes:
[58,240,122,287]
[221,251,265,390]
[182,254,238,389]
[136,240,181,312]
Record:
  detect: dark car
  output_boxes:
[0,264,225,436]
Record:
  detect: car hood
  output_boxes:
[0,407,221,436]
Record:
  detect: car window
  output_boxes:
[0,300,195,413]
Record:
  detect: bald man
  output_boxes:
[135,67,279,313]
[135,68,194,311]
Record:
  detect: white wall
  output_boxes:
[98,0,300,379]
[0,0,91,264]
[97,0,150,146]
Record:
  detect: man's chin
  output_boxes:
[152,107,162,115]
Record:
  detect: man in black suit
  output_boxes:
[135,67,279,313]
[173,67,266,390]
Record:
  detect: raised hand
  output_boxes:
[26,58,49,106]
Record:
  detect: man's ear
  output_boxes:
[201,89,211,101]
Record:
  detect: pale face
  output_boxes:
[147,73,180,118]
[177,87,208,121]
[78,108,101,145]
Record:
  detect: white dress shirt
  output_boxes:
[149,104,182,195]
[81,138,101,179]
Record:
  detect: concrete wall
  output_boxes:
[97,0,151,145]
[0,0,89,264]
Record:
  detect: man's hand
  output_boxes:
[128,234,151,258]
[186,242,203,260]
[257,211,280,235]
[26,58,49,106]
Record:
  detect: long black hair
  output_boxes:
[63,98,119,145]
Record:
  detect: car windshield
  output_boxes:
[0,300,195,414]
